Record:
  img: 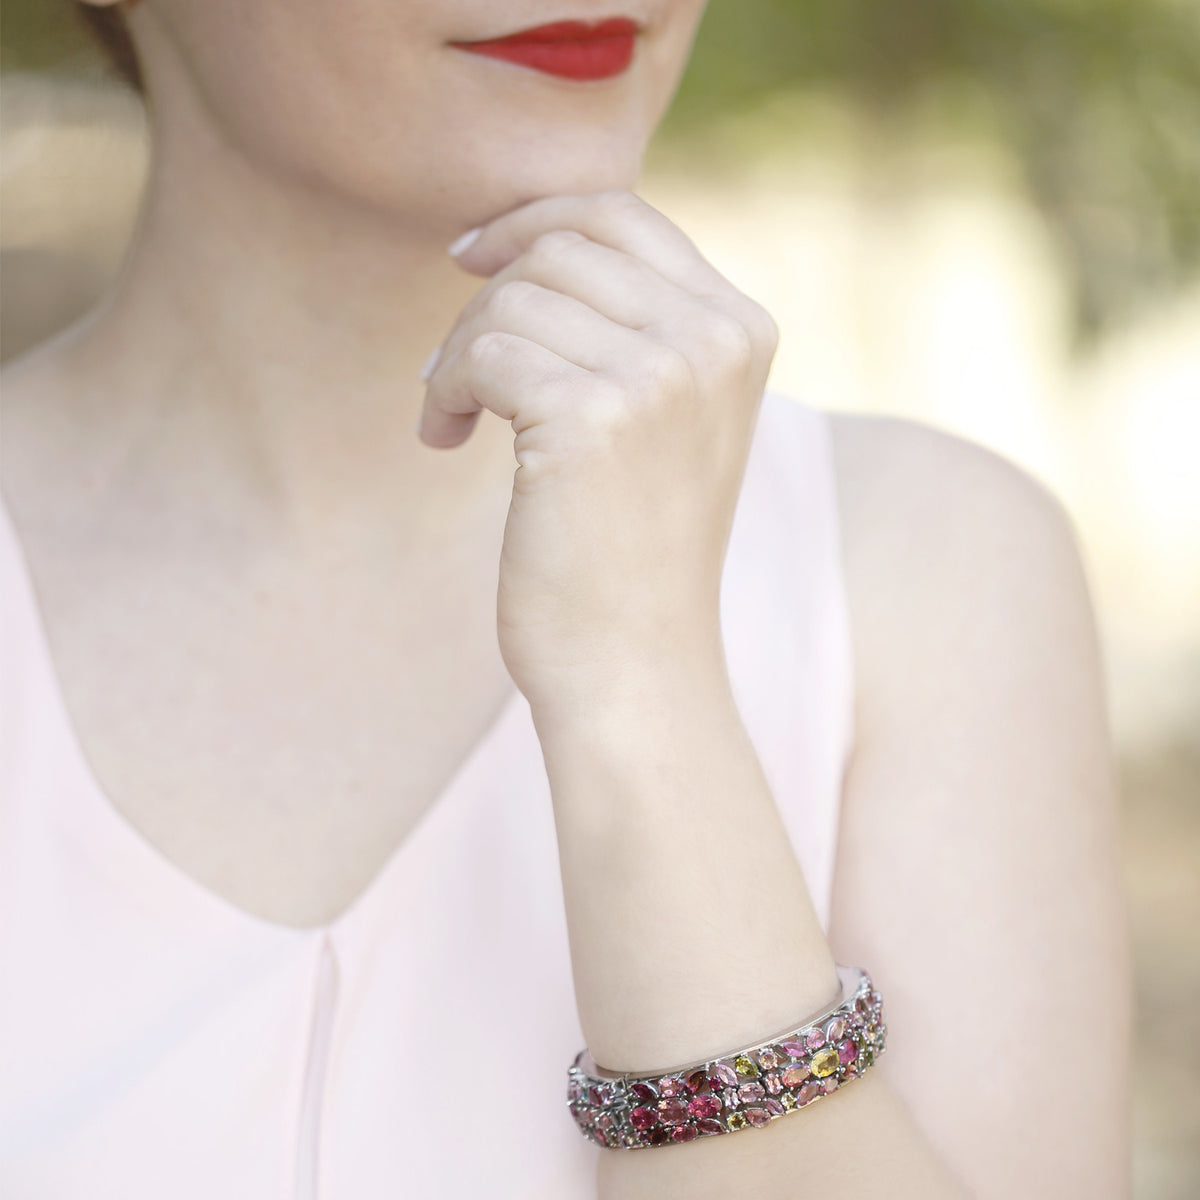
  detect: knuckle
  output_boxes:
[701,312,755,365]
[489,278,541,321]
[529,229,587,267]
[465,329,510,367]
[642,344,695,395]
[594,189,643,221]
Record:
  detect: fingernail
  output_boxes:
[446,226,483,257]
[418,346,442,381]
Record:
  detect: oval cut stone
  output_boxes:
[826,1018,847,1040]
[671,1124,698,1143]
[630,1106,657,1131]
[797,1083,820,1106]
[734,1055,760,1078]
[688,1094,721,1120]
[810,1047,840,1078]
[764,1098,786,1116]
[821,1076,839,1094]
[763,1072,782,1095]
[697,1118,724,1136]
[738,1083,765,1103]
[805,1027,826,1051]
[686,1069,710,1094]
[780,1092,796,1110]
[779,1040,807,1059]
[648,1128,670,1146]
[781,1066,810,1087]
[722,1088,740,1110]
[710,1063,738,1089]
[630,1082,657,1103]
[837,1039,858,1065]
[657,1098,689,1125]
[745,1107,771,1128]
[657,1076,687,1097]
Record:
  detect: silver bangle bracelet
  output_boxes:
[566,965,886,1149]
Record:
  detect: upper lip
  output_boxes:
[449,16,644,44]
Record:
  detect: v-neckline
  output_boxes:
[0,491,525,941]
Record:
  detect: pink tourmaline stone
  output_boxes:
[630,1107,657,1131]
[658,1076,686,1097]
[779,1040,806,1059]
[688,1095,721,1120]
[764,1072,782,1095]
[671,1125,698,1143]
[764,1098,786,1116]
[738,1083,765,1103]
[821,1077,839,1095]
[588,1086,603,1105]
[827,1018,847,1040]
[781,1066,810,1087]
[745,1108,771,1128]
[710,1063,738,1089]
[757,1048,780,1070]
[697,1119,724,1136]
[686,1069,710,1094]
[722,1088,740,1110]
[648,1128,670,1146]
[658,1098,689,1126]
[630,1082,657,1103]
[805,1027,826,1051]
[837,1039,858,1064]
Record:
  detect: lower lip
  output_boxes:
[448,19,639,81]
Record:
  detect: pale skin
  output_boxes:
[0,0,1130,1196]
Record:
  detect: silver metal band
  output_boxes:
[566,965,886,1149]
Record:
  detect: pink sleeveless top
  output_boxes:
[0,390,855,1197]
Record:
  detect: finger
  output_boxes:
[450,189,730,298]
[434,279,653,381]
[417,332,591,450]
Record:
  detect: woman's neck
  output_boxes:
[55,114,516,551]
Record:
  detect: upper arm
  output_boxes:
[825,414,1132,1198]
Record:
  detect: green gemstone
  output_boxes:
[734,1055,759,1078]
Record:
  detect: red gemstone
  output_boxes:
[688,1095,722,1120]
[837,1039,858,1064]
[657,1098,689,1126]
[697,1118,724,1136]
[738,1083,765,1103]
[671,1124,698,1143]
[658,1076,687,1097]
[630,1082,657,1103]
[745,1107,772,1128]
[630,1106,657,1131]
[686,1069,710,1094]
[588,1086,603,1105]
[648,1128,670,1146]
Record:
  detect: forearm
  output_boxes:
[530,651,968,1199]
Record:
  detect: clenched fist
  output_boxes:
[418,190,780,713]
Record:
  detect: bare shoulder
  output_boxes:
[823,411,1131,1198]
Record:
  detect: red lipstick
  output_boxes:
[448,17,641,81]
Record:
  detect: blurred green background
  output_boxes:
[2,3,1198,1195]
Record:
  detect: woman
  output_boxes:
[0,1,1130,1196]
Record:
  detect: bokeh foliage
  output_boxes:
[3,0,1198,340]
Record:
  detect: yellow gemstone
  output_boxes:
[734,1055,759,1078]
[780,1092,796,1110]
[726,1112,747,1130]
[810,1048,839,1078]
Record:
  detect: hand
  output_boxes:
[419,190,780,712]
